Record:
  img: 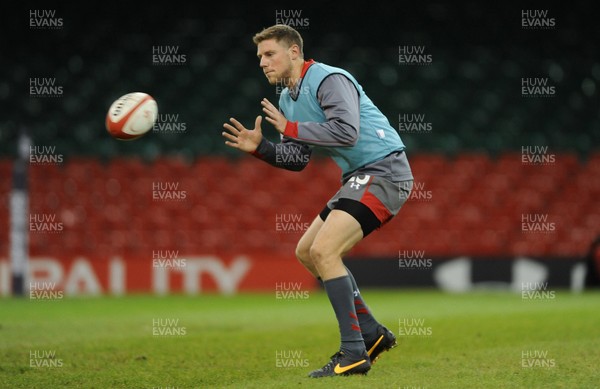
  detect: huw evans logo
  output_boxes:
[29,282,64,300]
[398,113,432,133]
[153,113,187,134]
[29,350,63,367]
[398,46,432,65]
[403,181,432,202]
[275,77,310,95]
[275,10,309,29]
[29,10,63,29]
[521,350,556,368]
[398,318,432,336]
[274,143,310,166]
[521,78,556,97]
[275,350,309,368]
[521,214,556,233]
[275,214,310,233]
[29,78,63,97]
[152,318,187,336]
[152,250,186,269]
[29,214,63,233]
[399,250,432,270]
[152,46,187,65]
[275,282,309,300]
[521,10,555,29]
[29,146,63,165]
[521,146,555,165]
[152,181,187,201]
[521,282,555,300]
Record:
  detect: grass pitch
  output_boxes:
[1,290,599,388]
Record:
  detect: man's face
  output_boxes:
[256,39,294,85]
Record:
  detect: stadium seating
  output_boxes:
[2,3,598,263]
[1,152,597,261]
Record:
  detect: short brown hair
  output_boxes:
[252,24,304,55]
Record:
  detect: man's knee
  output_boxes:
[297,239,333,264]
[309,241,335,264]
[295,241,312,264]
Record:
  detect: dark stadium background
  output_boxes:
[1,1,599,295]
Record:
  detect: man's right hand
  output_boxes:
[222,116,263,153]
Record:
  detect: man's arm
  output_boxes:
[282,74,361,146]
[251,136,312,172]
[222,115,311,172]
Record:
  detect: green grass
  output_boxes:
[1,290,600,388]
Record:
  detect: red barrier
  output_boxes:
[0,254,317,296]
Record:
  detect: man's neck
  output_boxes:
[286,59,309,89]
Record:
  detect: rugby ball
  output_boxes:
[106,92,158,140]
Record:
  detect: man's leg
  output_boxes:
[310,210,363,279]
[343,265,397,362]
[307,176,411,377]
[310,210,365,354]
[307,209,372,377]
[295,215,324,279]
[296,210,364,354]
[344,266,378,343]
[296,213,383,344]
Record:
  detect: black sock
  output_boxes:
[323,275,365,355]
[345,266,380,344]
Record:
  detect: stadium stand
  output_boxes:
[1,2,598,266]
[1,152,597,260]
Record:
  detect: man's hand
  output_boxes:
[222,116,263,153]
[261,98,288,134]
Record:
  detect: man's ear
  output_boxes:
[289,44,301,60]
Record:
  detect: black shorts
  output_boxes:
[319,174,413,237]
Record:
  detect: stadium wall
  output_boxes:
[0,255,593,296]
[0,255,316,296]
[1,154,599,295]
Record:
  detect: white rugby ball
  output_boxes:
[106,92,158,140]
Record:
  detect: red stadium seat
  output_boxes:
[16,153,598,259]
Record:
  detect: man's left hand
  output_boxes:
[261,98,288,134]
